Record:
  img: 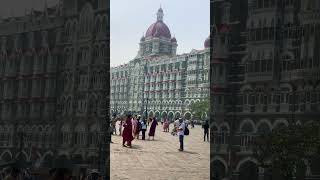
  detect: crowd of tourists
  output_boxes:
[110,114,210,151]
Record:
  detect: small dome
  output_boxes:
[171,37,177,43]
[140,35,145,41]
[204,36,210,48]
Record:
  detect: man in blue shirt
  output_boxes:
[177,118,186,151]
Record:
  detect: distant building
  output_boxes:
[0,0,108,170]
[211,0,320,179]
[111,8,210,120]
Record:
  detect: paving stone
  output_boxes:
[111,124,210,180]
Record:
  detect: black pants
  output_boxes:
[179,135,184,150]
[141,129,146,140]
[204,130,209,141]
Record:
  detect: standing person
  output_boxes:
[203,120,210,142]
[140,118,147,140]
[148,117,158,140]
[109,122,113,143]
[135,116,141,139]
[163,119,169,132]
[190,120,194,129]
[111,117,117,135]
[132,116,138,139]
[177,118,186,151]
[119,118,123,136]
[122,115,134,147]
[171,118,179,136]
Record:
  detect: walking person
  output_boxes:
[203,120,210,142]
[140,118,147,140]
[177,118,186,151]
[122,114,134,147]
[163,119,169,132]
[148,117,158,140]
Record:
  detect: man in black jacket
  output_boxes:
[202,120,209,142]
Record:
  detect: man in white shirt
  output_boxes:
[177,118,185,151]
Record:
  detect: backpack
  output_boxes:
[138,121,142,131]
[184,124,189,136]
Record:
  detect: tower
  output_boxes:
[139,7,177,57]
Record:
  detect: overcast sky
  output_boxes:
[111,0,210,66]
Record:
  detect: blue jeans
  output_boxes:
[179,135,184,150]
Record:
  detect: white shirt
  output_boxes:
[177,122,185,136]
[140,120,147,129]
[174,120,179,127]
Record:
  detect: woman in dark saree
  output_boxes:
[148,117,158,140]
[122,115,134,147]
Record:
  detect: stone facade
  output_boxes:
[211,0,320,179]
[0,0,108,170]
[111,8,210,121]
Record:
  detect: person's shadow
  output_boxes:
[167,151,199,155]
[127,144,142,150]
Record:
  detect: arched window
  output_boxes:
[263,19,268,40]
[257,20,262,41]
[80,4,94,36]
[95,17,100,33]
[102,16,107,32]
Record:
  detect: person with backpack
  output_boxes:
[177,118,187,151]
[140,118,147,140]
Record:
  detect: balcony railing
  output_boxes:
[245,72,273,82]
[281,69,320,81]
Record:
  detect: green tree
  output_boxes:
[253,122,320,180]
[189,99,209,120]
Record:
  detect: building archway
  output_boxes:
[238,160,258,180]
[175,112,181,119]
[155,111,160,120]
[16,151,28,161]
[168,111,174,120]
[0,150,12,162]
[161,111,167,119]
[212,160,227,180]
[148,111,154,118]
[184,112,192,120]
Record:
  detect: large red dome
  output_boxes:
[145,20,171,39]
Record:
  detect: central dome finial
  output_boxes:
[157,7,164,21]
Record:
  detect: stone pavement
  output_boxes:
[110,123,210,180]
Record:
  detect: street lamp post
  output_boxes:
[115,102,118,118]
[145,98,149,120]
